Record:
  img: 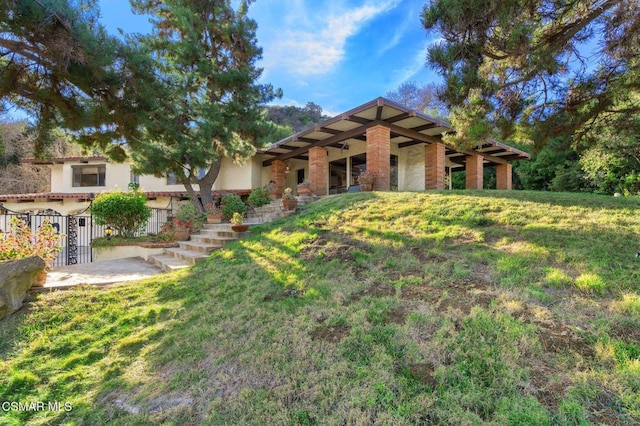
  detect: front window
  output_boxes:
[72,165,106,187]
[166,172,178,185]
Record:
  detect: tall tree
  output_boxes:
[128,0,281,211]
[0,0,161,158]
[422,0,640,149]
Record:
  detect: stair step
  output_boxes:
[190,234,237,245]
[148,254,191,272]
[164,247,210,264]
[178,241,223,254]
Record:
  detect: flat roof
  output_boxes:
[260,97,530,168]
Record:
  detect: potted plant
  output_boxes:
[282,188,297,211]
[0,218,63,286]
[230,212,249,232]
[205,202,223,223]
[357,170,376,191]
[161,218,191,241]
[297,180,312,196]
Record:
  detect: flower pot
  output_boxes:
[207,212,222,224]
[360,183,373,192]
[282,198,297,211]
[174,228,190,241]
[231,224,249,232]
[33,270,47,287]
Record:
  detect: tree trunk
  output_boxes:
[197,158,222,208]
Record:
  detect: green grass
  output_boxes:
[1,190,640,424]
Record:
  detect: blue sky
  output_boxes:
[98,0,442,117]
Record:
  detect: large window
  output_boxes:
[72,165,106,187]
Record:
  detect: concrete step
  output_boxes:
[148,253,191,272]
[177,240,222,254]
[164,247,210,264]
[190,234,237,245]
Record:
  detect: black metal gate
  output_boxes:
[0,207,93,267]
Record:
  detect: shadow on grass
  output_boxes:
[1,190,639,424]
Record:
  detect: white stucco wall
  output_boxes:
[399,145,426,191]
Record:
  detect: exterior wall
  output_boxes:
[212,157,254,190]
[398,145,425,191]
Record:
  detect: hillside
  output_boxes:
[1,191,640,425]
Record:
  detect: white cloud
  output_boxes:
[260,0,401,77]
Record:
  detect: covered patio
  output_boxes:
[260,97,529,196]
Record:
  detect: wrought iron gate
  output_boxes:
[0,206,93,267]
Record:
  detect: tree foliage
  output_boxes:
[385,81,448,118]
[422,0,640,149]
[127,0,281,212]
[0,0,162,158]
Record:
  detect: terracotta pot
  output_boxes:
[207,212,222,224]
[360,183,373,192]
[33,270,47,287]
[231,224,249,232]
[174,228,190,241]
[282,198,297,211]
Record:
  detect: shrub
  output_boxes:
[0,218,62,267]
[220,194,246,221]
[247,187,271,207]
[175,202,205,232]
[91,189,152,237]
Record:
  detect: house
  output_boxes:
[0,97,529,215]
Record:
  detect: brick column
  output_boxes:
[309,146,328,196]
[496,163,513,190]
[272,159,286,198]
[366,125,390,191]
[465,153,484,190]
[425,142,445,190]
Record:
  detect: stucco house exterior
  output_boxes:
[0,97,529,215]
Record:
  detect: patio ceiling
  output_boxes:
[260,97,530,168]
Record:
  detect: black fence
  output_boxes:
[0,207,171,267]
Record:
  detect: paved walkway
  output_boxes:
[40,257,165,290]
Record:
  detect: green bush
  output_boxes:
[220,194,246,221]
[247,187,271,207]
[176,202,206,232]
[91,189,152,237]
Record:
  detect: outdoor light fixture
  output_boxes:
[104,225,113,240]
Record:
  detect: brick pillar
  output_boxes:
[496,163,513,190]
[425,142,445,190]
[272,159,286,198]
[465,153,484,190]
[309,146,328,196]
[366,125,390,191]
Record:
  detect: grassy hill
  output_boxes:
[1,191,640,425]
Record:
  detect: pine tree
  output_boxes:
[128,0,281,211]
[0,0,161,158]
[422,0,640,150]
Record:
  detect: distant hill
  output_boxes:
[265,101,330,133]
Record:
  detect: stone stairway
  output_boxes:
[149,196,315,272]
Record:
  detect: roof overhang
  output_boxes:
[259,97,530,167]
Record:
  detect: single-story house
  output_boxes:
[0,97,529,215]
